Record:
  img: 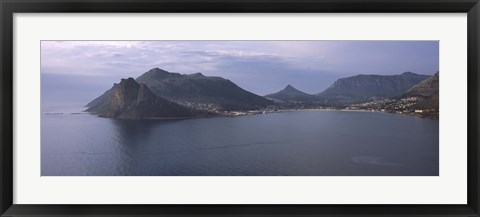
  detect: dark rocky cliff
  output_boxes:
[85,78,199,119]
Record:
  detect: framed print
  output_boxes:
[1,0,479,216]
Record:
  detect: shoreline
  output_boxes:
[219,108,438,120]
[48,107,437,120]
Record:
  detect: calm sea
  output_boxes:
[41,104,439,176]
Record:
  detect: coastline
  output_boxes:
[219,108,438,120]
[48,106,437,120]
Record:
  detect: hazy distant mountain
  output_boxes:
[317,72,429,102]
[264,85,317,103]
[85,78,199,119]
[135,68,273,111]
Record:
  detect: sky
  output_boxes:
[41,40,439,105]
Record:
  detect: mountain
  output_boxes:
[85,78,200,119]
[264,85,317,103]
[403,72,439,98]
[317,72,429,102]
[135,68,273,111]
[403,72,439,111]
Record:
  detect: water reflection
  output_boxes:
[111,119,183,175]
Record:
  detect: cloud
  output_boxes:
[41,40,439,94]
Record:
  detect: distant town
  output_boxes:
[174,96,438,119]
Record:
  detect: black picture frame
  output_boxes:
[1,0,479,216]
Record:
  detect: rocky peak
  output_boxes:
[401,71,416,76]
[116,77,139,88]
[86,77,199,119]
[284,84,296,91]
[264,84,317,103]
[146,67,168,74]
[136,67,181,81]
[190,72,205,77]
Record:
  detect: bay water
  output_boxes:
[41,105,439,176]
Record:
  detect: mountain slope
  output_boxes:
[317,72,429,102]
[264,85,317,103]
[135,68,273,111]
[403,72,439,98]
[402,72,439,111]
[85,78,199,119]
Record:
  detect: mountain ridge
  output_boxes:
[135,68,273,111]
[317,72,430,103]
[85,68,439,119]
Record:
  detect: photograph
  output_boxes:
[41,40,439,176]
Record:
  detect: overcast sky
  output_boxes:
[41,40,439,103]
